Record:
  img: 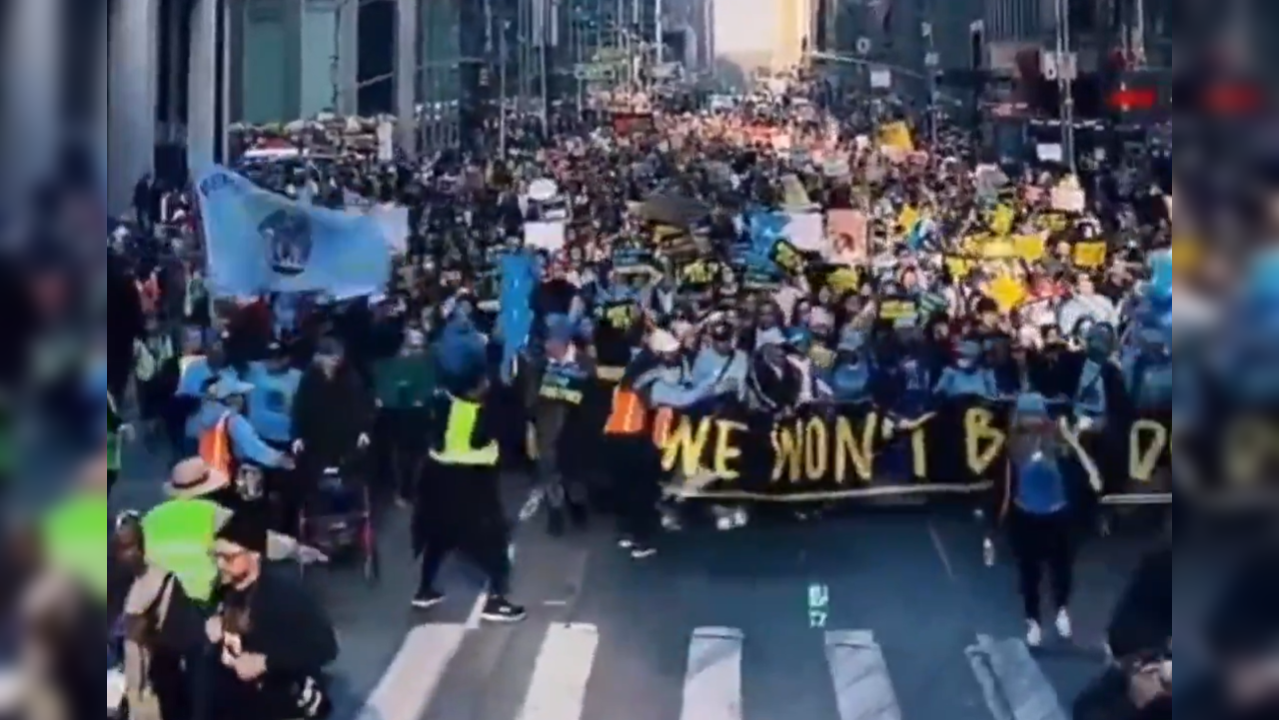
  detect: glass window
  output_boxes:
[300,4,337,117]
[242,0,289,123]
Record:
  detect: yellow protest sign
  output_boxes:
[1013,234,1046,262]
[897,206,920,235]
[980,240,1017,259]
[961,234,991,256]
[826,268,861,294]
[1073,241,1108,268]
[878,122,915,153]
[990,205,1015,236]
[986,275,1027,313]
[946,256,974,278]
[1039,213,1069,233]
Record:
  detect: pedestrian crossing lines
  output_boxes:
[355,623,1079,720]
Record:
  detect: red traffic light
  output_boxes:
[1108,86,1158,110]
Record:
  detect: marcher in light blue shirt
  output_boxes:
[196,378,292,470]
[244,343,303,445]
[175,349,240,456]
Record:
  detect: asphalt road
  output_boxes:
[401,506,1189,720]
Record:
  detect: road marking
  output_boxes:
[927,520,958,582]
[515,623,599,720]
[681,627,744,720]
[825,630,902,720]
[966,635,1067,720]
[356,624,466,720]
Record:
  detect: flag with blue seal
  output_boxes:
[194,165,390,299]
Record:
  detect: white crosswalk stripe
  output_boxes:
[516,623,600,720]
[825,630,902,720]
[680,627,744,720]
[367,624,1076,720]
[967,635,1071,720]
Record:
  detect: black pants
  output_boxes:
[607,435,661,545]
[1007,508,1075,622]
[377,408,427,501]
[108,469,119,493]
[416,464,512,597]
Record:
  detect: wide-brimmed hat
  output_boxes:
[165,457,230,498]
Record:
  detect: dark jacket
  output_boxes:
[1109,545,1171,660]
[292,364,375,471]
[210,569,338,720]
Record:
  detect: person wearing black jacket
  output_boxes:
[290,337,375,487]
[207,512,337,720]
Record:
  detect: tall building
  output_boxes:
[773,0,811,71]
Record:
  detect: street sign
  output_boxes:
[920,22,932,38]
[1041,52,1077,81]
[924,51,939,68]
[869,68,892,89]
[856,37,871,55]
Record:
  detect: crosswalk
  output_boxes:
[354,622,1085,720]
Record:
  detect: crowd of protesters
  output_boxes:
[0,69,1275,720]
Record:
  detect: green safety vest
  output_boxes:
[106,393,121,471]
[142,498,221,603]
[42,494,109,601]
[429,397,499,466]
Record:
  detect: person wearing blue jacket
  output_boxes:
[997,392,1102,648]
[175,343,239,458]
[244,343,303,450]
[196,378,294,473]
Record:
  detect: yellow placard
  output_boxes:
[878,121,915,153]
[990,205,1015,236]
[897,205,920,236]
[961,234,991,256]
[1039,213,1069,233]
[945,256,974,278]
[826,267,861,294]
[980,240,1017,259]
[1073,242,1108,268]
[1013,234,1046,262]
[986,275,1027,313]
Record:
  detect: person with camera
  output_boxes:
[205,512,337,720]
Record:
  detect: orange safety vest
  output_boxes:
[199,413,233,477]
[603,387,648,436]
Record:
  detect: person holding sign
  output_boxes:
[997,392,1102,647]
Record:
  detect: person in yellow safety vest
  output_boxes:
[196,377,295,484]
[142,458,326,605]
[410,366,526,622]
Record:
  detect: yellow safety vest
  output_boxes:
[429,398,498,466]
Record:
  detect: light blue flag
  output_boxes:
[194,165,390,299]
[747,211,789,271]
[498,252,538,383]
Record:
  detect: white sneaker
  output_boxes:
[715,514,734,531]
[1055,609,1073,639]
[617,538,634,549]
[1026,620,1043,647]
[731,508,749,528]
